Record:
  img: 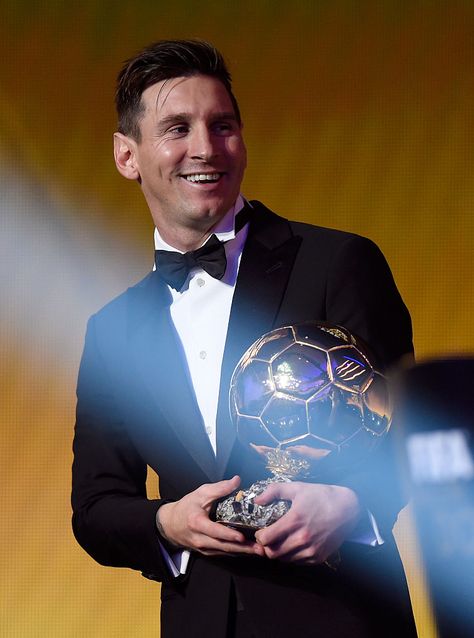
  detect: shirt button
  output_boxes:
[199,350,207,360]
[206,426,212,436]
[196,278,205,287]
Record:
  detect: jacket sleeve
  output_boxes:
[324,234,413,535]
[71,315,174,583]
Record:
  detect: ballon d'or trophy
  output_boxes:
[215,322,392,537]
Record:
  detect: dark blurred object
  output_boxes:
[395,358,474,638]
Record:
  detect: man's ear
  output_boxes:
[113,132,140,180]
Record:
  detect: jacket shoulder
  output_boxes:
[89,271,153,322]
[250,199,377,250]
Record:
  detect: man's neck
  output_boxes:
[158,227,212,252]
[154,196,244,253]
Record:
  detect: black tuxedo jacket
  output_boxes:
[72,202,416,637]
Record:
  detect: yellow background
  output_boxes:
[2,1,473,636]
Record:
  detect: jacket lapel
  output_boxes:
[127,273,218,482]
[216,202,302,476]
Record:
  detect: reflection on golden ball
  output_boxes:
[230,323,391,478]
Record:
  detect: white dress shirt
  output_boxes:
[154,195,248,455]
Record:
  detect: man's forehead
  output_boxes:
[141,75,234,117]
[145,76,188,113]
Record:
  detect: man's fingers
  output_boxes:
[263,543,321,564]
[189,521,265,556]
[255,511,297,547]
[196,515,245,543]
[255,483,361,566]
[201,540,266,557]
[199,475,241,507]
[254,481,295,506]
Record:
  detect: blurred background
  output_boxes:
[2,1,473,636]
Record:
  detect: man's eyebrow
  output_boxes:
[209,112,238,121]
[156,111,238,131]
[156,113,191,129]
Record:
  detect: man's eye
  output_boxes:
[169,125,189,135]
[213,122,234,135]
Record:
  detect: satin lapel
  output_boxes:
[127,273,218,482]
[216,203,302,476]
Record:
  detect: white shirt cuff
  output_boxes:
[348,509,384,546]
[158,541,191,578]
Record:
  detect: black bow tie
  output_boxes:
[155,234,227,291]
[154,203,253,292]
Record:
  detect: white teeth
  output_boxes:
[185,173,221,182]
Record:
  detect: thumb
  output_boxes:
[201,475,241,503]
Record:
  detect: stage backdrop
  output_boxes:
[2,1,473,636]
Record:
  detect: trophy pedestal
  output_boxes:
[215,476,291,539]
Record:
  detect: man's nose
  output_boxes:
[188,125,219,162]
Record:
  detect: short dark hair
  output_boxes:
[115,39,241,141]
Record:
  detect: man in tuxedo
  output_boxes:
[72,40,417,637]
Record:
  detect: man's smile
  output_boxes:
[182,172,224,183]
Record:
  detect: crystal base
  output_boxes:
[214,477,291,538]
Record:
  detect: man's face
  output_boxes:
[123,74,247,244]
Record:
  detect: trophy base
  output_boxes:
[214,477,291,536]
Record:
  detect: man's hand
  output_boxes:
[254,482,361,565]
[158,475,265,557]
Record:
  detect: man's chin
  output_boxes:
[185,196,235,224]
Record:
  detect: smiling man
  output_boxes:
[72,40,417,637]
[114,73,247,251]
